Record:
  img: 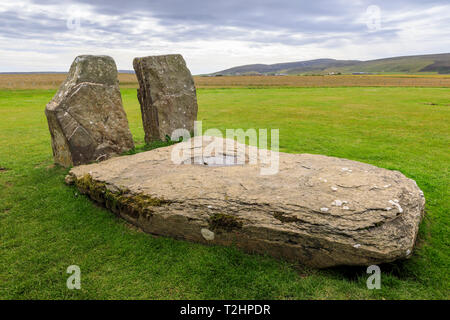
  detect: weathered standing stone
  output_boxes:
[45,55,134,167]
[133,54,198,143]
[66,136,425,268]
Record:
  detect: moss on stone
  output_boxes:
[75,174,107,203]
[74,174,166,218]
[209,213,243,232]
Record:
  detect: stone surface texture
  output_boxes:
[67,136,425,268]
[133,54,198,143]
[45,55,134,167]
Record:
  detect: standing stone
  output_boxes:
[133,54,198,143]
[45,55,134,167]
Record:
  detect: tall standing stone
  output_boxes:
[45,55,134,167]
[133,54,198,143]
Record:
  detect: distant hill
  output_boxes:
[210,53,450,75]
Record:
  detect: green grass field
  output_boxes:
[0,87,449,299]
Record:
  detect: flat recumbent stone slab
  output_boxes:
[66,136,425,268]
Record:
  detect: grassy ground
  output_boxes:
[0,87,449,299]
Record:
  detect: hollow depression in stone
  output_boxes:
[67,136,425,268]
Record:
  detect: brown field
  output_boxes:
[0,73,138,90]
[1,73,450,89]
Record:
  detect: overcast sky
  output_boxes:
[0,0,449,74]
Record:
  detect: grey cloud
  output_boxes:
[3,0,446,46]
[0,0,448,72]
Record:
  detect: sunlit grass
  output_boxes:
[0,87,448,299]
